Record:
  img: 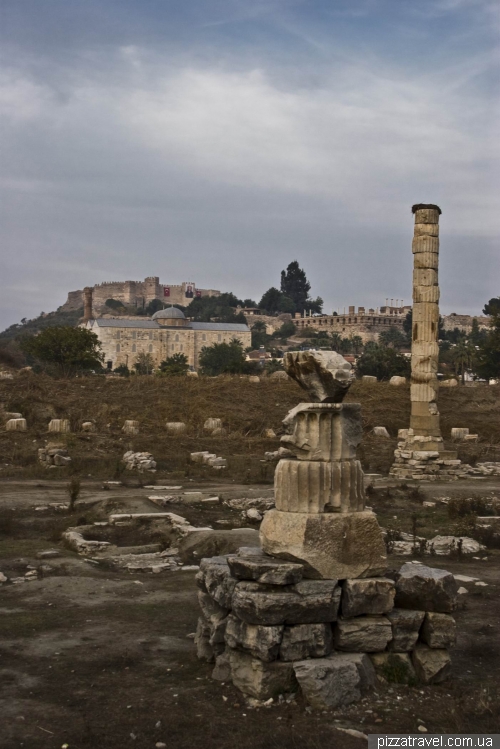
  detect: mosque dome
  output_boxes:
[152,306,189,327]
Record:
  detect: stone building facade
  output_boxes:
[293,305,409,343]
[82,307,251,372]
[441,313,490,334]
[64,277,220,313]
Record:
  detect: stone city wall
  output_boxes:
[293,312,406,343]
[441,314,490,334]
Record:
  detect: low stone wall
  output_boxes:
[195,550,457,707]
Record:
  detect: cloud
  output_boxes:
[0,0,498,327]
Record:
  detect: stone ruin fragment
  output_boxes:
[194,349,458,707]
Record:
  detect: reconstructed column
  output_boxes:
[260,351,387,579]
[390,205,466,481]
[410,204,442,450]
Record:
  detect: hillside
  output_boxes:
[0,307,84,342]
[1,374,499,480]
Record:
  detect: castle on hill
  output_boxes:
[62,276,220,314]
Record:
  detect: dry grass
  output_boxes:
[1,374,499,479]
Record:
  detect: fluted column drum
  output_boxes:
[274,458,365,514]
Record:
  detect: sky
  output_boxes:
[1,0,498,328]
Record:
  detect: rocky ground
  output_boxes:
[0,477,499,748]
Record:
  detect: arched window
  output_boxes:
[175,334,179,342]
[132,344,136,353]
[202,333,207,342]
[116,343,120,353]
[132,331,137,339]
[148,344,153,353]
[218,334,222,342]
[116,331,121,340]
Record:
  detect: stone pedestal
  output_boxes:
[260,510,387,580]
[260,401,387,578]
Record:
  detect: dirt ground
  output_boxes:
[1,477,499,749]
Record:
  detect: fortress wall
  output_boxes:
[442,314,491,333]
[293,314,406,344]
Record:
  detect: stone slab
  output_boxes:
[293,652,375,709]
[341,578,395,618]
[260,510,387,580]
[229,649,297,700]
[395,563,457,613]
[279,623,333,662]
[411,644,451,684]
[420,612,456,649]
[334,616,392,652]
[231,579,341,626]
[224,614,283,662]
[387,609,425,652]
[227,553,304,586]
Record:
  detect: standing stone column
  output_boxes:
[390,205,465,481]
[410,204,443,451]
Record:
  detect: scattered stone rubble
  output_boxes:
[48,419,71,433]
[195,554,458,706]
[387,533,486,556]
[122,451,156,472]
[38,443,71,468]
[122,420,139,435]
[191,451,227,469]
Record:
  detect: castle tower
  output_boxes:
[83,287,93,322]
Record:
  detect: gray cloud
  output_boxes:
[0,0,498,327]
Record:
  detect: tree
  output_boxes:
[19,326,104,377]
[187,292,244,323]
[105,298,126,312]
[266,358,284,374]
[280,261,310,312]
[114,363,130,377]
[134,352,155,375]
[475,310,500,379]
[356,344,411,381]
[450,337,477,383]
[251,321,270,350]
[243,298,257,308]
[159,353,189,376]
[483,297,500,316]
[145,298,164,316]
[259,287,294,315]
[199,339,247,376]
[275,321,296,339]
[379,328,409,350]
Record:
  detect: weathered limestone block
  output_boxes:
[263,428,277,438]
[389,377,406,386]
[227,553,304,586]
[414,251,439,269]
[211,427,227,436]
[414,222,439,237]
[280,403,362,462]
[372,427,390,438]
[248,376,260,383]
[224,614,283,662]
[274,459,365,514]
[395,563,457,613]
[4,412,22,419]
[440,379,458,387]
[362,375,377,383]
[260,510,387,580]
[293,653,375,709]
[231,579,341,626]
[195,615,214,662]
[48,419,71,433]
[191,451,210,463]
[412,235,439,254]
[411,644,451,684]
[420,612,456,649]
[398,429,409,440]
[204,418,222,433]
[197,590,229,625]
[212,652,231,681]
[200,557,237,609]
[202,453,217,464]
[229,649,297,700]
[369,652,417,684]
[81,421,96,432]
[283,351,354,403]
[165,422,187,435]
[341,578,395,618]
[6,418,27,431]
[280,623,333,662]
[387,609,425,652]
[334,616,392,652]
[53,453,71,466]
[451,428,469,441]
[122,420,139,435]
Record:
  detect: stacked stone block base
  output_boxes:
[195,550,458,708]
[390,431,468,481]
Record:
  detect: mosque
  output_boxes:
[81,292,251,372]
